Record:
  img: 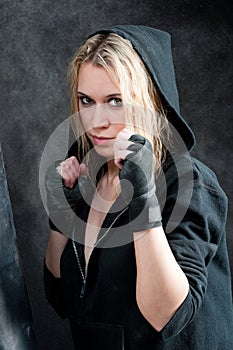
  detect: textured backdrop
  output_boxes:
[0,1,232,349]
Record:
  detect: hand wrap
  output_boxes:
[119,134,162,232]
[45,160,92,235]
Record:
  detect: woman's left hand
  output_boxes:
[113,128,134,169]
[114,129,162,232]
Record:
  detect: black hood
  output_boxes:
[91,25,195,151]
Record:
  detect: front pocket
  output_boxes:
[74,322,125,350]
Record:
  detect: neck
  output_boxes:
[105,159,120,184]
[96,159,120,202]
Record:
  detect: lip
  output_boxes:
[92,135,115,145]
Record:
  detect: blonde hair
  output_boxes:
[68,33,170,171]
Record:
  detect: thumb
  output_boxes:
[79,163,88,177]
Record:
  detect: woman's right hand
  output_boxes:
[45,156,90,236]
[56,156,88,188]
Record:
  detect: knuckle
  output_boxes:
[70,156,76,163]
[64,164,70,170]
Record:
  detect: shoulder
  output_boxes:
[159,154,228,235]
[161,154,227,198]
[191,157,227,196]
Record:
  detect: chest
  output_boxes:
[84,190,117,271]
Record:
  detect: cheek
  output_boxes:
[114,123,125,134]
[79,112,92,132]
[80,118,88,132]
[110,109,125,124]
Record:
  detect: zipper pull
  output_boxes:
[80,279,86,298]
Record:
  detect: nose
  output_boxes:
[92,104,110,129]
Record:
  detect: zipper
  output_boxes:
[72,206,128,298]
[72,239,86,298]
[80,280,86,298]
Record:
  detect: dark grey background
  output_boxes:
[0,1,232,349]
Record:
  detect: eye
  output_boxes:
[79,96,93,106]
[108,98,123,107]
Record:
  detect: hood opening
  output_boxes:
[89,25,195,152]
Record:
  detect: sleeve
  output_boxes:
[47,134,79,235]
[48,218,63,233]
[43,261,68,319]
[157,158,228,339]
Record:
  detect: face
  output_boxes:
[77,62,125,159]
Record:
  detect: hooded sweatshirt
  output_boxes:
[44,25,233,349]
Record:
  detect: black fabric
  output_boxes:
[93,25,196,152]
[45,156,233,349]
[70,323,124,350]
[43,261,68,319]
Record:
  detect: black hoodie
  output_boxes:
[45,25,233,349]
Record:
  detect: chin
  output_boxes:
[94,145,114,160]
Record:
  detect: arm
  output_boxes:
[44,230,68,318]
[115,130,188,330]
[45,230,68,277]
[45,156,82,276]
[115,130,227,337]
[133,227,189,331]
[45,156,89,276]
[133,161,228,337]
[44,156,88,317]
[45,156,89,238]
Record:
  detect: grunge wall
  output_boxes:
[0,1,232,349]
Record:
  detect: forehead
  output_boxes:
[78,62,120,96]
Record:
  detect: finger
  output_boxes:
[114,150,133,169]
[60,156,80,172]
[113,139,133,153]
[114,139,133,169]
[114,158,123,170]
[79,163,88,177]
[63,162,79,179]
[56,164,63,176]
[116,128,134,141]
[114,149,133,160]
[62,156,80,172]
[58,160,80,188]
[55,165,72,187]
[59,166,74,188]
[68,156,80,168]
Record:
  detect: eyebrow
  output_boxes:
[77,91,122,98]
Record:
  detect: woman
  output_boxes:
[44,25,233,349]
